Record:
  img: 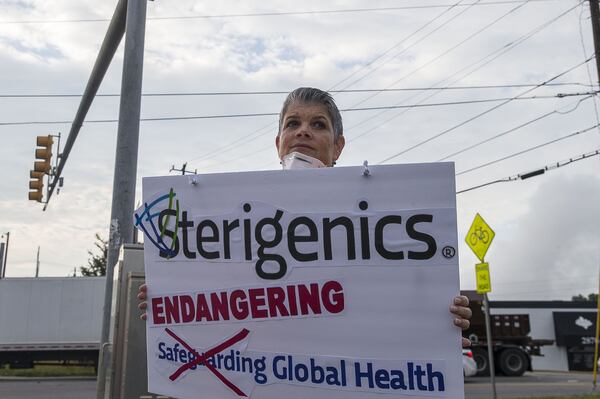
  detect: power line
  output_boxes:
[181,1,469,167]
[346,0,530,110]
[182,1,470,167]
[0,92,590,127]
[186,2,585,170]
[578,1,600,135]
[436,95,593,161]
[0,83,588,99]
[456,148,600,194]
[378,55,594,164]
[456,124,599,176]
[187,94,594,171]
[0,1,558,24]
[179,1,571,166]
[347,1,583,146]
[327,1,466,91]
[336,0,481,92]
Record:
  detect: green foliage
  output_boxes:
[571,292,598,302]
[79,233,107,277]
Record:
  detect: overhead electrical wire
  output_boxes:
[378,55,594,164]
[456,148,600,194]
[436,95,594,161]
[0,1,559,24]
[455,123,600,176]
[326,0,466,91]
[335,0,481,92]
[184,0,473,166]
[184,0,476,166]
[0,92,590,127]
[346,1,583,146]
[0,83,590,99]
[346,0,530,110]
[578,2,600,135]
[187,1,581,168]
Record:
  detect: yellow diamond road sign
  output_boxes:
[466,213,495,262]
[475,262,491,294]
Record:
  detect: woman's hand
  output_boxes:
[450,295,472,347]
[138,283,147,321]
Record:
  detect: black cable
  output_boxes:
[346,0,529,109]
[0,83,588,99]
[327,1,465,91]
[0,92,590,127]
[456,124,599,176]
[347,1,583,145]
[0,1,559,24]
[378,55,594,164]
[183,1,469,165]
[456,148,600,194]
[436,95,593,161]
[337,0,480,92]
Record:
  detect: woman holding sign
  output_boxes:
[139,87,472,347]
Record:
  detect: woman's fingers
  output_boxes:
[450,304,472,320]
[462,337,471,348]
[137,283,147,300]
[454,317,470,330]
[453,295,469,307]
[138,284,148,321]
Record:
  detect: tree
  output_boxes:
[79,234,107,276]
[572,293,598,302]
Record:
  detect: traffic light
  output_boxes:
[29,135,54,202]
[28,171,44,202]
[34,135,53,174]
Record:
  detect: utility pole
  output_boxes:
[96,0,147,398]
[589,0,600,390]
[170,162,197,175]
[35,246,40,277]
[589,0,600,85]
[1,232,9,278]
[0,243,4,279]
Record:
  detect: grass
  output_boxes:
[0,363,96,377]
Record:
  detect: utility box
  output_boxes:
[103,243,169,399]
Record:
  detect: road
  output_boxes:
[465,371,596,399]
[0,378,97,399]
[0,372,596,398]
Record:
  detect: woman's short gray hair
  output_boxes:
[278,87,343,138]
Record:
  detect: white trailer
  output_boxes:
[0,276,105,368]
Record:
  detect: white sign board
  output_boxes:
[135,163,463,399]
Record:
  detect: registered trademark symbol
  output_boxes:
[442,246,456,259]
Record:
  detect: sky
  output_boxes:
[0,0,598,300]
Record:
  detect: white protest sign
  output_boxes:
[135,163,464,399]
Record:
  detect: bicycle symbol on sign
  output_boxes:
[469,226,489,246]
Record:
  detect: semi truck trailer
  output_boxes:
[0,277,104,369]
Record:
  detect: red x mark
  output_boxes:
[165,327,250,397]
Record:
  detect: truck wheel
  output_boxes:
[499,348,528,376]
[472,348,489,376]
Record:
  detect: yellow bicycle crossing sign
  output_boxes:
[466,213,495,261]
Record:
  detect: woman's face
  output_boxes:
[276,101,345,167]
